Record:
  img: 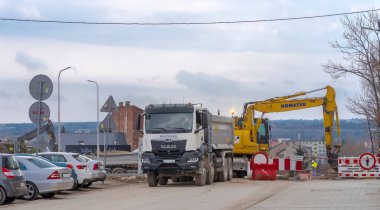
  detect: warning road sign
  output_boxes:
[100,96,118,112]
[359,152,376,170]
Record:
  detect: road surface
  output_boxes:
[2,178,380,210]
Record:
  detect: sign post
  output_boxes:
[28,74,53,152]
[100,96,118,167]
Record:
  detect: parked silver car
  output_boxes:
[78,155,106,187]
[15,156,74,200]
[0,154,27,205]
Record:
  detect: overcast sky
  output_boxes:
[0,0,379,123]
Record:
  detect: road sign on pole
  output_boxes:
[29,74,53,101]
[359,152,376,170]
[100,96,118,112]
[29,102,50,125]
[100,113,116,132]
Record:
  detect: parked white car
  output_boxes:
[78,155,106,187]
[15,155,73,200]
[38,152,92,188]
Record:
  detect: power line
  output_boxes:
[0,8,379,26]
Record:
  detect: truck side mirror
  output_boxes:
[194,126,203,134]
[201,113,208,128]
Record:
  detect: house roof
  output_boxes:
[26,132,127,149]
[60,132,127,146]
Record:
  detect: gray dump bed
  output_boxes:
[209,115,234,150]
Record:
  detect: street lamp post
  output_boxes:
[87,80,100,160]
[57,67,71,152]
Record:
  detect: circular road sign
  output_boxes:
[253,152,268,164]
[29,102,50,125]
[29,74,53,101]
[359,152,376,170]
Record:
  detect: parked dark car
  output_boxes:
[0,154,27,205]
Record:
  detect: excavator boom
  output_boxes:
[234,86,341,168]
[16,120,57,152]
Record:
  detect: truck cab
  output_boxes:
[139,103,234,187]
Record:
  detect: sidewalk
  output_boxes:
[248,179,380,210]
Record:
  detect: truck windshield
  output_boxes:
[145,113,193,133]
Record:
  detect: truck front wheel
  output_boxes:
[195,160,206,186]
[159,177,168,185]
[147,172,158,187]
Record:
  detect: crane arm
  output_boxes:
[16,120,57,152]
[243,86,340,156]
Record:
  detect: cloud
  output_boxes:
[15,51,47,72]
[0,90,10,99]
[17,5,42,19]
[176,70,242,95]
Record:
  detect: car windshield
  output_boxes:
[4,156,20,170]
[27,157,56,168]
[145,113,193,133]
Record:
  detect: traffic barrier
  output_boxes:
[251,163,277,180]
[338,153,380,178]
[268,158,302,171]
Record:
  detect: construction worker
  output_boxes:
[311,160,318,177]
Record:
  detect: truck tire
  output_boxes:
[218,158,228,182]
[205,158,214,185]
[195,160,206,186]
[227,157,233,181]
[159,177,168,185]
[112,168,126,174]
[147,172,158,187]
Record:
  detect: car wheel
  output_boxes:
[82,182,93,188]
[4,197,16,204]
[0,187,6,205]
[41,193,55,199]
[71,181,78,190]
[21,182,39,201]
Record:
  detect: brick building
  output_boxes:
[112,101,143,151]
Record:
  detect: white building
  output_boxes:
[297,141,327,158]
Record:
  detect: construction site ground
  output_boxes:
[3,177,380,210]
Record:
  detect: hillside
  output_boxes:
[0,119,370,143]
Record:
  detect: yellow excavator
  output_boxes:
[233,86,341,175]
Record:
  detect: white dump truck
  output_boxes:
[138,103,234,186]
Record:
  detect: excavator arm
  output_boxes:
[16,120,58,152]
[235,86,341,168]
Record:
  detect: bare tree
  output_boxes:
[323,11,380,130]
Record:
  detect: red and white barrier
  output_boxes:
[338,153,380,178]
[268,158,302,171]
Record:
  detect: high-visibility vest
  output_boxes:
[312,161,318,169]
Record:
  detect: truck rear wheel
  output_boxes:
[195,160,206,186]
[147,172,158,187]
[218,158,228,182]
[159,177,168,185]
[205,158,214,185]
[227,157,233,181]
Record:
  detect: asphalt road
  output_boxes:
[1,179,293,210]
[3,179,379,210]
